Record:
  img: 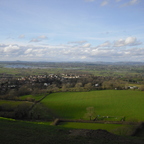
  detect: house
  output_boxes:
[128,86,138,89]
[44,83,50,86]
[95,84,99,87]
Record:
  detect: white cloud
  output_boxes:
[68,41,87,45]
[19,35,25,38]
[114,37,141,47]
[3,45,20,53]
[91,48,109,56]
[24,49,32,54]
[98,41,111,47]
[122,0,140,6]
[82,43,91,48]
[86,47,144,61]
[129,0,139,5]
[101,0,109,6]
[0,37,143,62]
[30,39,41,43]
[85,0,140,7]
[125,37,136,45]
[30,35,48,43]
[114,39,125,47]
[81,56,87,59]
[38,35,48,39]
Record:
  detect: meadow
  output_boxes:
[41,90,144,121]
[1,90,144,137]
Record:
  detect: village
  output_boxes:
[0,71,141,98]
[0,73,96,95]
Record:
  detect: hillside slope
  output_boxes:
[0,118,144,144]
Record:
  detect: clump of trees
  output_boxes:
[102,80,128,90]
[0,101,55,120]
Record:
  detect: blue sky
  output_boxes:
[0,0,144,62]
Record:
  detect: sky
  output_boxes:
[0,0,144,62]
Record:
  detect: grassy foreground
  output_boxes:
[41,90,144,121]
[0,117,144,144]
[0,117,71,144]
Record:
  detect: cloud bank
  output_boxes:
[0,37,143,62]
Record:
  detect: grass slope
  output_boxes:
[41,90,144,121]
[0,117,70,144]
[0,117,143,144]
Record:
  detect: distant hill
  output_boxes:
[1,61,144,66]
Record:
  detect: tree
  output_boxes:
[47,84,59,92]
[7,89,18,99]
[84,107,96,121]
[75,82,83,91]
[139,85,144,91]
[18,85,31,96]
[14,102,32,119]
[102,80,127,90]
[61,84,67,92]
[84,83,92,91]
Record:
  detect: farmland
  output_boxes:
[41,90,144,121]
[0,61,144,143]
[0,85,144,143]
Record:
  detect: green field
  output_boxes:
[1,90,144,136]
[0,100,33,108]
[59,122,123,131]
[41,90,144,121]
[19,94,44,101]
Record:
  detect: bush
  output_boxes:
[14,102,32,119]
[29,103,54,120]
[18,85,32,96]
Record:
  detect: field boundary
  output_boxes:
[51,118,139,126]
[28,92,51,111]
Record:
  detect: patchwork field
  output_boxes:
[41,90,144,121]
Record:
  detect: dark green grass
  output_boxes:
[0,100,33,109]
[0,100,34,118]
[58,122,140,136]
[0,100,24,106]
[0,117,104,144]
[19,94,44,101]
[41,90,144,121]
[59,122,124,131]
[0,117,143,144]
[0,117,69,144]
